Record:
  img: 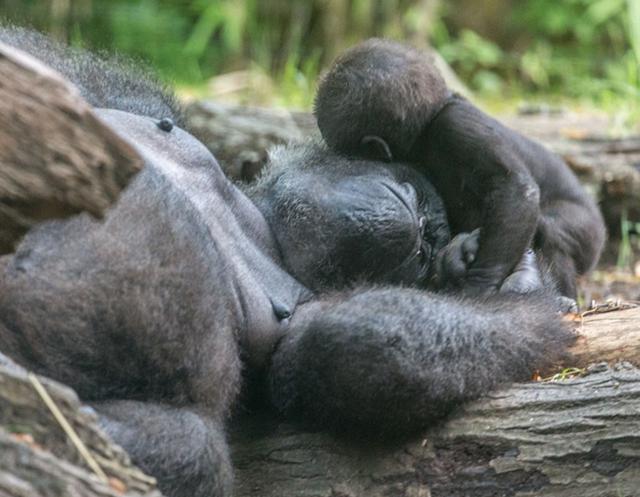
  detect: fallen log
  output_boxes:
[570,305,640,367]
[0,43,142,254]
[0,353,161,497]
[230,307,640,497]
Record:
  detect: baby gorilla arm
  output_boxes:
[436,230,543,294]
[421,98,542,293]
[269,287,571,436]
[435,230,578,312]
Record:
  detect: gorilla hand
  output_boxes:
[434,232,576,311]
[435,230,544,295]
[433,229,480,290]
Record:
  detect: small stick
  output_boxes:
[28,372,109,483]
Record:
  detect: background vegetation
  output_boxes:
[1,1,639,281]
[1,0,639,117]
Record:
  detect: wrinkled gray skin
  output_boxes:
[0,27,572,497]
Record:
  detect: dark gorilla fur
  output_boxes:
[0,25,183,125]
[315,38,606,299]
[245,142,451,290]
[0,27,573,497]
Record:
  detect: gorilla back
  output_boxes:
[0,27,572,497]
[0,107,311,497]
[0,25,183,125]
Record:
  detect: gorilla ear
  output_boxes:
[360,135,393,162]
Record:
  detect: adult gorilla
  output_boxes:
[0,27,571,497]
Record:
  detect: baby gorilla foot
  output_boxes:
[499,249,543,294]
[500,250,578,313]
[556,296,579,314]
[434,229,480,288]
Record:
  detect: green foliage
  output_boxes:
[432,0,640,117]
[511,0,636,93]
[0,0,638,111]
[106,1,199,80]
[431,24,508,94]
[618,208,640,270]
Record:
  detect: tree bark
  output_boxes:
[2,310,638,497]
[0,42,142,254]
[230,307,640,497]
[0,354,161,497]
[570,305,640,367]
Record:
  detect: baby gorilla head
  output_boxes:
[246,141,450,291]
[315,38,449,162]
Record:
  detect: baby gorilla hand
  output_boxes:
[434,229,480,289]
[435,230,540,294]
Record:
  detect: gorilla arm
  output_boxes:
[268,286,571,436]
[421,98,605,298]
[418,98,542,293]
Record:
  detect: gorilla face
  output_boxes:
[247,141,450,291]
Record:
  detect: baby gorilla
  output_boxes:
[0,26,572,497]
[315,38,606,299]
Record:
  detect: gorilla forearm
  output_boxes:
[421,98,542,291]
[269,287,571,435]
[421,96,604,297]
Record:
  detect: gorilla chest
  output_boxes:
[97,109,310,369]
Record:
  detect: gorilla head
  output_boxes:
[246,141,450,291]
[315,38,448,161]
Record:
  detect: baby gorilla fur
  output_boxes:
[315,38,606,299]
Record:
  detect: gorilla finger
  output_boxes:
[461,229,481,265]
